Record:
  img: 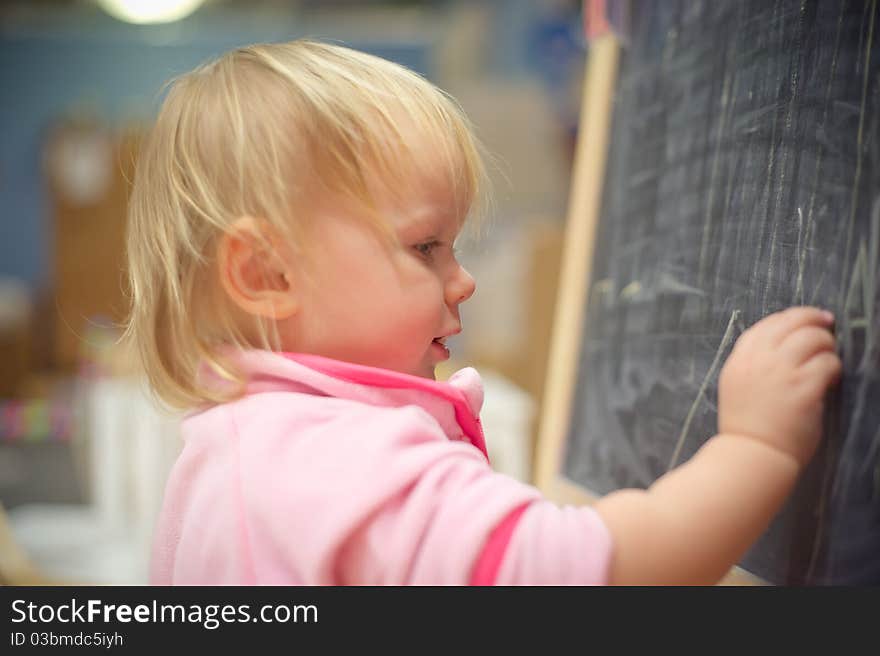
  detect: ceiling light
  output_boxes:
[96,0,207,25]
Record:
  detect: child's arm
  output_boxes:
[593,306,841,585]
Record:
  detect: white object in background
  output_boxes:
[84,377,130,534]
[459,223,532,365]
[479,369,535,484]
[127,380,182,562]
[9,375,182,584]
[0,276,31,333]
[44,125,113,206]
[7,504,139,585]
[81,375,182,581]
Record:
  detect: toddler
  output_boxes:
[126,40,841,585]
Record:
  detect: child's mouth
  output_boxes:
[431,337,450,359]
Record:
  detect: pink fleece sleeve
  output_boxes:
[231,397,612,585]
[491,501,613,585]
[320,405,613,585]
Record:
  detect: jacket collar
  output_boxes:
[216,350,488,460]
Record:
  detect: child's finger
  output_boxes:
[756,307,835,345]
[800,350,843,387]
[780,325,837,365]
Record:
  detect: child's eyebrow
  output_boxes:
[398,210,451,237]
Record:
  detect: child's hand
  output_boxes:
[718,307,841,467]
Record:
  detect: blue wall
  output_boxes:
[0,0,582,292]
[0,11,432,291]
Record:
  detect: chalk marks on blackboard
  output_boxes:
[667,309,741,470]
[794,207,808,304]
[564,0,880,583]
[840,0,876,314]
[795,11,841,307]
[842,198,878,349]
[842,195,879,481]
[763,0,808,316]
[620,280,642,300]
[697,40,737,291]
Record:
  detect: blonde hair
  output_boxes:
[124,39,488,409]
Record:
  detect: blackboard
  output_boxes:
[548,0,879,585]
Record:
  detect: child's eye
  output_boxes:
[414,240,441,259]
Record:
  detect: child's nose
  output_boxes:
[446,265,476,306]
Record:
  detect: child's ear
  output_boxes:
[217,216,298,319]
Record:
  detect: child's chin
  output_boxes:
[416,363,437,380]
[394,362,435,380]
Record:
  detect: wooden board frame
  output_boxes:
[533,33,763,587]
[534,34,619,502]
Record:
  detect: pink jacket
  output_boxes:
[150,350,611,585]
